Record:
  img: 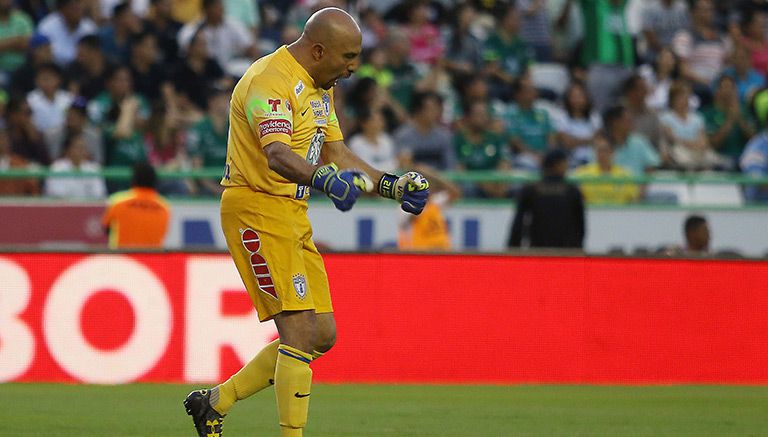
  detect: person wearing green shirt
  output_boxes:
[0,0,34,74]
[580,0,634,111]
[455,99,511,198]
[702,75,755,168]
[506,77,555,171]
[483,5,533,101]
[188,87,230,195]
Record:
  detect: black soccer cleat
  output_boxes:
[184,389,225,437]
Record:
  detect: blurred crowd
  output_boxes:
[2,0,768,203]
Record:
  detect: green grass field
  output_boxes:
[2,383,767,436]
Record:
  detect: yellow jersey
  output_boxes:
[572,163,640,204]
[222,45,344,200]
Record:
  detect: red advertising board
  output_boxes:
[1,253,767,384]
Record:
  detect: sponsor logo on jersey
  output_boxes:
[285,100,292,112]
[268,99,281,112]
[292,274,307,299]
[241,228,278,299]
[294,80,304,96]
[258,119,292,137]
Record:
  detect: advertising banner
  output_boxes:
[2,253,767,384]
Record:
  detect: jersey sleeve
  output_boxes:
[244,79,295,147]
[325,88,344,143]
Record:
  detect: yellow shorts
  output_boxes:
[221,187,332,321]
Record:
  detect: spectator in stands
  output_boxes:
[172,30,227,111]
[0,121,39,195]
[188,86,229,195]
[177,0,256,74]
[518,0,553,62]
[9,33,52,96]
[128,31,170,102]
[555,82,600,166]
[455,99,510,198]
[508,149,584,248]
[45,96,102,163]
[355,46,393,90]
[621,74,666,160]
[507,75,555,171]
[99,1,142,63]
[602,105,661,176]
[703,75,755,169]
[641,0,690,61]
[0,0,34,82]
[723,44,766,107]
[580,0,635,112]
[37,0,97,65]
[639,47,682,112]
[346,76,406,134]
[393,91,454,171]
[483,4,532,101]
[7,96,48,165]
[403,0,443,66]
[348,107,398,174]
[27,62,73,152]
[573,137,639,204]
[89,66,149,191]
[684,214,711,254]
[671,0,728,104]
[102,161,170,249]
[443,2,483,79]
[142,0,182,66]
[383,32,421,109]
[737,9,768,77]
[740,88,768,202]
[44,131,106,198]
[145,98,192,195]
[65,35,113,100]
[661,81,725,170]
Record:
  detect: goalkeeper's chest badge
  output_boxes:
[293,274,307,300]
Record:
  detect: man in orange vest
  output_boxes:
[101,161,171,249]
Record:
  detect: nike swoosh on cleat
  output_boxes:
[294,392,310,398]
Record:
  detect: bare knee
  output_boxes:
[273,310,316,354]
[314,313,337,353]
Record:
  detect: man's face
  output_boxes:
[688,224,711,251]
[61,0,84,25]
[315,37,361,90]
[693,0,714,25]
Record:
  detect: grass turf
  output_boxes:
[1,383,767,436]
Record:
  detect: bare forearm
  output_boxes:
[322,140,385,183]
[264,141,317,185]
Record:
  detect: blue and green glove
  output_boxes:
[378,172,430,215]
[311,163,372,212]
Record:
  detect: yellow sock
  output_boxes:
[275,344,313,436]
[211,338,280,415]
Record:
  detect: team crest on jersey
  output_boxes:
[295,80,304,96]
[321,93,331,116]
[292,274,307,299]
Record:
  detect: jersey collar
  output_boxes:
[279,45,317,89]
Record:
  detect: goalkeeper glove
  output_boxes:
[378,171,430,214]
[311,163,372,212]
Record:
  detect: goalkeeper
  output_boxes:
[183,7,429,437]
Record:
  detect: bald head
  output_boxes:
[289,7,362,90]
[303,7,361,45]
